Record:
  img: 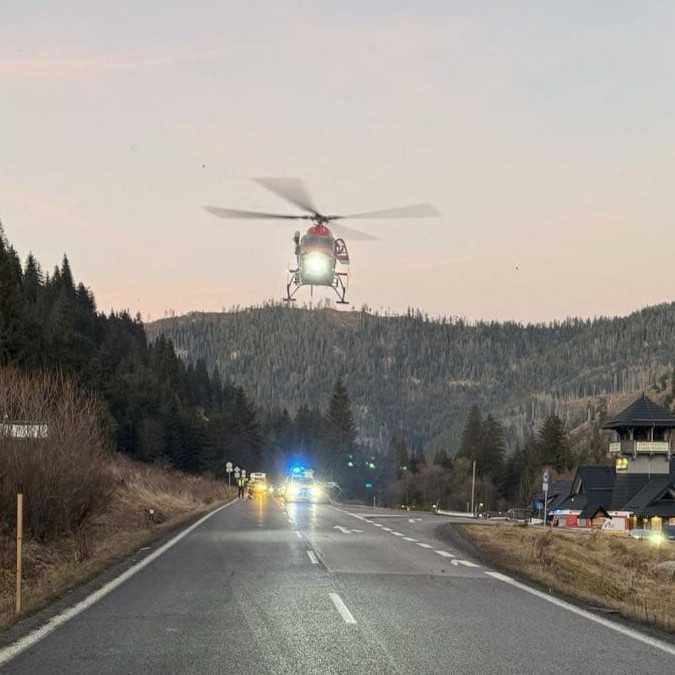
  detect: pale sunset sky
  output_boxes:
[2,2,675,322]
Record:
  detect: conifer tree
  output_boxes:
[324,378,357,472]
[537,413,571,471]
[458,405,483,463]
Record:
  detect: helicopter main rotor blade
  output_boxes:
[329,223,379,241]
[253,177,321,216]
[204,206,311,220]
[332,203,440,220]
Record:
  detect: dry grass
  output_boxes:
[462,525,675,633]
[0,455,235,628]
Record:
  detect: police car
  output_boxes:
[284,468,327,503]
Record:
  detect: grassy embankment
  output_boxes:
[0,455,235,629]
[460,524,675,634]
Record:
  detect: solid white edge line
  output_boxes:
[307,550,319,565]
[485,571,675,658]
[0,498,238,668]
[329,593,357,625]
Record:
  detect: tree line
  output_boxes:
[380,406,579,511]
[0,226,261,474]
[149,300,675,457]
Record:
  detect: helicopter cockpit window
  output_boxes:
[301,235,334,250]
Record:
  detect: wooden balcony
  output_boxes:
[609,440,673,455]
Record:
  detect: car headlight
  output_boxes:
[649,532,665,546]
[303,252,330,280]
[287,485,299,497]
[311,486,323,499]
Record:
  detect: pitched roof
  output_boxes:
[532,479,572,503]
[602,394,675,429]
[609,473,651,510]
[579,504,610,519]
[623,476,673,511]
[556,466,614,511]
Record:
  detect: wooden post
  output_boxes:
[16,492,23,615]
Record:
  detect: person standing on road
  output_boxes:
[238,477,245,499]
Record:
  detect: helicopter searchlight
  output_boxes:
[204,178,438,304]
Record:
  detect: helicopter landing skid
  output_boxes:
[284,271,349,305]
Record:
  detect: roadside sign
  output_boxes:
[225,462,233,473]
[543,470,550,482]
[242,469,246,478]
[234,470,240,479]
[0,423,49,440]
[543,482,549,493]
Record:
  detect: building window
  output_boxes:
[615,457,629,472]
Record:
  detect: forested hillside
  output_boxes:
[148,303,675,455]
[0,225,261,474]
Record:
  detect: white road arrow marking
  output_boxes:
[334,526,363,534]
[450,559,479,568]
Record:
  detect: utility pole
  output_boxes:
[470,460,477,516]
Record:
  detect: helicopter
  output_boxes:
[204,178,438,304]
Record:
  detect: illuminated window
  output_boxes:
[615,457,629,471]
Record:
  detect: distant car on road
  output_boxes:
[284,475,327,503]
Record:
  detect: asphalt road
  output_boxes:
[1,497,674,674]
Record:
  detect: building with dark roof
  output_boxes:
[553,394,675,531]
[604,393,675,476]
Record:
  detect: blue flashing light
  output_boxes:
[291,466,303,474]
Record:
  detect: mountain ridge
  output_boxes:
[147,301,675,454]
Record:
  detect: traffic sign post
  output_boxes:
[225,461,233,486]
[542,472,550,527]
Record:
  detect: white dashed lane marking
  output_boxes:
[416,543,433,549]
[391,532,403,536]
[307,550,319,565]
[329,593,357,625]
[403,537,417,542]
[435,550,455,558]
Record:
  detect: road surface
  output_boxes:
[1,497,673,674]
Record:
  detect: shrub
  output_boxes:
[0,368,111,542]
